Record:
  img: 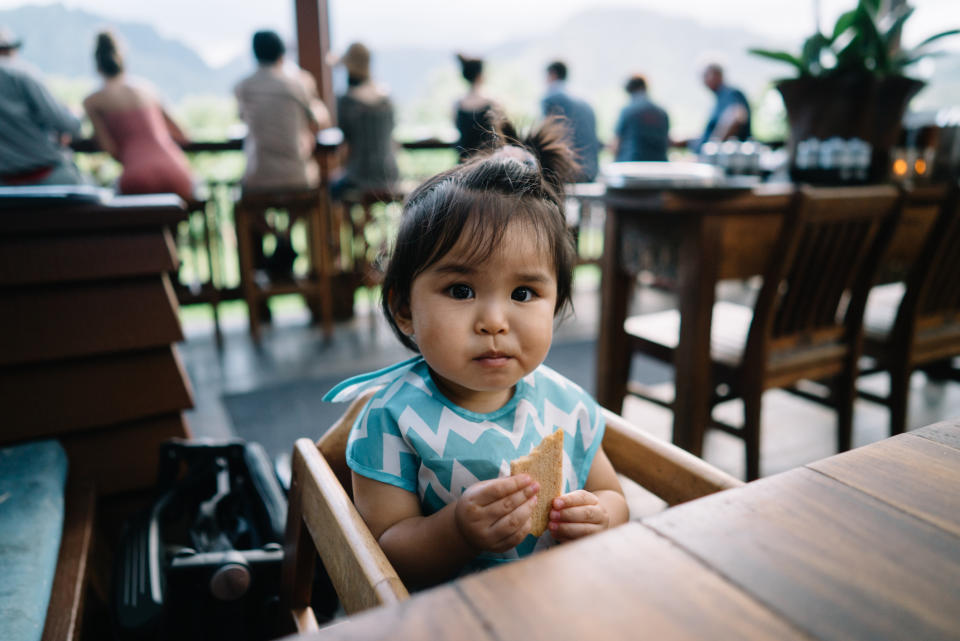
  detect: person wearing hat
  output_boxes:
[234,29,331,191]
[0,27,84,186]
[330,41,398,200]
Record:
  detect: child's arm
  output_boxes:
[353,472,540,589]
[548,446,628,542]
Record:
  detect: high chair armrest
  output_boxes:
[282,438,408,626]
[600,408,743,505]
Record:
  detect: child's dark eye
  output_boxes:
[448,284,474,299]
[511,287,535,302]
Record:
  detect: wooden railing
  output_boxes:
[69,130,602,334]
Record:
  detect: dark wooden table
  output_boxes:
[298,420,960,641]
[593,181,944,458]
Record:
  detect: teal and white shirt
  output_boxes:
[323,356,605,567]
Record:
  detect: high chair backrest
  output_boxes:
[280,387,743,631]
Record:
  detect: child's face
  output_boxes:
[395,223,558,414]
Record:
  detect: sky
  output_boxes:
[0,0,957,66]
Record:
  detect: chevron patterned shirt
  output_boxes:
[324,355,606,566]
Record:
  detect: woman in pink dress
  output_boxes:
[83,31,194,200]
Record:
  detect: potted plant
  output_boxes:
[749,0,958,181]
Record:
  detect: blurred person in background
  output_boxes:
[0,26,84,186]
[330,41,399,200]
[453,53,501,162]
[235,29,331,282]
[541,60,599,182]
[611,73,669,162]
[235,29,330,192]
[694,61,751,151]
[83,31,194,200]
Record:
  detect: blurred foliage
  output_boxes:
[749,0,959,78]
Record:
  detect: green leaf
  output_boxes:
[881,5,914,41]
[747,48,807,74]
[892,49,949,70]
[854,4,888,71]
[800,33,831,71]
[832,10,859,40]
[859,0,881,18]
[914,29,960,49]
[836,33,869,73]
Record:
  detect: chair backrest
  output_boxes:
[747,185,900,360]
[911,186,960,330]
[280,388,744,631]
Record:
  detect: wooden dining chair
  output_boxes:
[622,185,901,480]
[279,387,743,633]
[859,183,960,434]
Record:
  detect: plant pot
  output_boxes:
[777,73,925,182]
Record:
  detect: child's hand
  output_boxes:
[548,490,610,542]
[454,475,539,553]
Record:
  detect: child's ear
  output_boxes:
[389,291,415,336]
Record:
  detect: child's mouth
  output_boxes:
[474,352,512,366]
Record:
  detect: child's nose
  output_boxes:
[475,301,508,335]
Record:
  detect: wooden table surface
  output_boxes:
[300,420,960,641]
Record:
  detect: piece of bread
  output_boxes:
[510,429,564,537]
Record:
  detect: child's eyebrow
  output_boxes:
[515,272,551,283]
[431,262,476,275]
[431,263,553,282]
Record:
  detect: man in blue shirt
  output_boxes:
[0,28,83,186]
[612,74,670,162]
[542,60,600,182]
[695,62,751,152]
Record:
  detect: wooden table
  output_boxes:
[299,420,960,641]
[593,181,944,457]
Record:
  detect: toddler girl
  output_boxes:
[324,120,628,588]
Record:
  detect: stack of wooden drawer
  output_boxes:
[0,191,194,494]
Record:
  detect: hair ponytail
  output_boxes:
[95,31,124,77]
[496,116,579,196]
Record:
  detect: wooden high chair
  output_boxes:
[279,388,743,633]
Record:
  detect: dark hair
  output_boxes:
[95,31,123,77]
[381,118,580,352]
[252,30,285,64]
[625,74,647,94]
[457,53,483,83]
[546,60,567,81]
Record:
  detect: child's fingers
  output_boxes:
[549,504,604,525]
[487,480,539,517]
[471,475,535,507]
[490,495,536,549]
[492,493,537,531]
[549,520,599,541]
[552,489,598,511]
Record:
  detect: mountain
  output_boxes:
[0,3,252,100]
